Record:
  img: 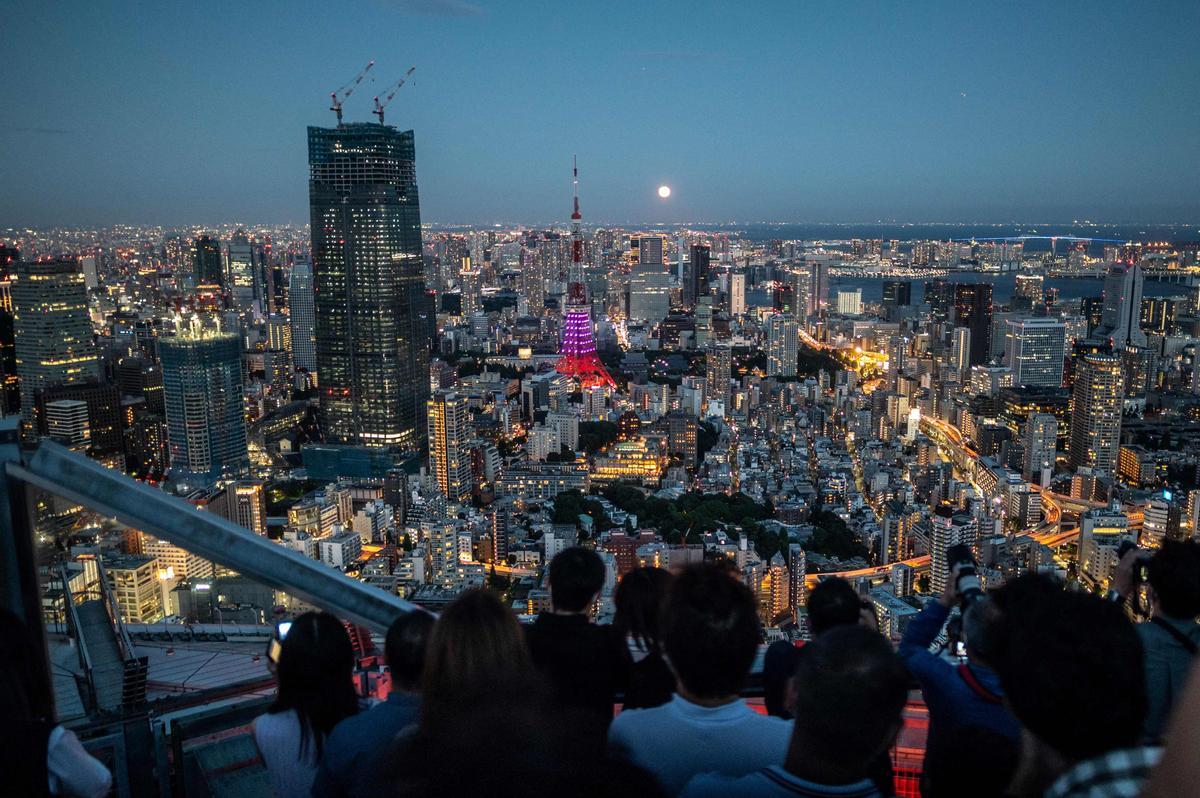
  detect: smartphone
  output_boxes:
[954,641,967,657]
[268,620,293,665]
[277,620,293,640]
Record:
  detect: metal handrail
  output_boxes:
[9,441,422,634]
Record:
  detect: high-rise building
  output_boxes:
[930,502,979,594]
[950,327,971,376]
[193,235,223,287]
[44,399,90,450]
[766,314,799,377]
[684,244,710,308]
[882,280,912,308]
[427,390,473,504]
[309,123,429,449]
[787,543,806,618]
[638,236,664,267]
[1005,318,1065,387]
[232,480,267,536]
[954,283,993,366]
[288,258,317,372]
[0,244,19,415]
[1079,502,1132,587]
[1013,273,1045,309]
[159,327,248,488]
[706,343,732,416]
[226,230,260,309]
[1093,262,1147,351]
[1068,351,1123,476]
[12,260,100,434]
[1022,413,1058,486]
[836,288,862,315]
[730,272,746,316]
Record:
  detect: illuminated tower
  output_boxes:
[557,159,616,389]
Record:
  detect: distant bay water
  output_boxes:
[697,222,1199,247]
[825,271,1193,306]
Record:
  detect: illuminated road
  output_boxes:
[804,414,1089,588]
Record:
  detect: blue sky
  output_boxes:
[2,0,1197,226]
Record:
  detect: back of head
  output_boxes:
[422,589,530,706]
[549,546,605,613]
[1148,539,1200,619]
[662,562,759,699]
[614,567,673,652]
[807,577,863,636]
[273,611,358,757]
[791,625,909,769]
[990,577,1146,761]
[385,611,435,691]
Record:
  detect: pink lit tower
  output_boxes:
[557,158,616,389]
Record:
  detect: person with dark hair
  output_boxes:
[526,546,629,734]
[682,625,909,797]
[312,610,435,798]
[394,590,640,797]
[253,611,359,797]
[0,609,111,798]
[608,562,790,794]
[897,570,1019,798]
[990,576,1158,798]
[614,567,676,710]
[1114,539,1200,741]
[763,576,870,719]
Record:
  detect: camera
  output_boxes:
[946,543,982,606]
[1116,540,1149,586]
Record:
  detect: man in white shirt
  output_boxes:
[608,562,791,794]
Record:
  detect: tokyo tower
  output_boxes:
[557,158,617,389]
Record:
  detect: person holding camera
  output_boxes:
[1113,538,1200,742]
[898,549,1020,798]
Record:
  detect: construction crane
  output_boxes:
[329,60,375,124]
[372,66,416,125]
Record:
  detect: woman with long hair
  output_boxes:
[253,611,359,796]
[614,567,676,709]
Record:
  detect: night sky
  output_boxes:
[2,0,1197,226]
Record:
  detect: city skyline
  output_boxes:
[4,1,1199,227]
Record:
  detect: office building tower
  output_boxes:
[836,288,862,315]
[954,283,993,365]
[232,480,267,536]
[1022,413,1058,486]
[1142,494,1183,547]
[627,271,672,323]
[1013,273,1044,309]
[930,502,979,595]
[0,244,18,414]
[226,230,260,309]
[288,258,317,372]
[1005,318,1066,387]
[309,122,429,449]
[44,399,90,450]
[1093,262,1147,351]
[1079,503,1132,586]
[766,314,799,377]
[730,272,746,316]
[159,328,248,488]
[427,390,473,504]
[950,327,971,376]
[193,235,223,287]
[638,236,664,267]
[459,256,480,319]
[1068,351,1123,476]
[787,544,806,617]
[41,381,124,465]
[706,343,732,416]
[685,244,710,308]
[925,280,956,324]
[12,260,100,434]
[882,280,912,309]
[556,161,616,389]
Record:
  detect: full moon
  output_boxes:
[657,185,671,198]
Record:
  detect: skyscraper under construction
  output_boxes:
[308,123,429,449]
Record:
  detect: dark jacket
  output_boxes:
[898,601,1019,795]
[1138,615,1200,742]
[526,613,629,732]
[621,647,675,710]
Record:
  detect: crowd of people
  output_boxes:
[10,538,1197,797]
[243,540,1200,798]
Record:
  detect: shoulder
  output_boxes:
[681,771,767,798]
[610,703,670,738]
